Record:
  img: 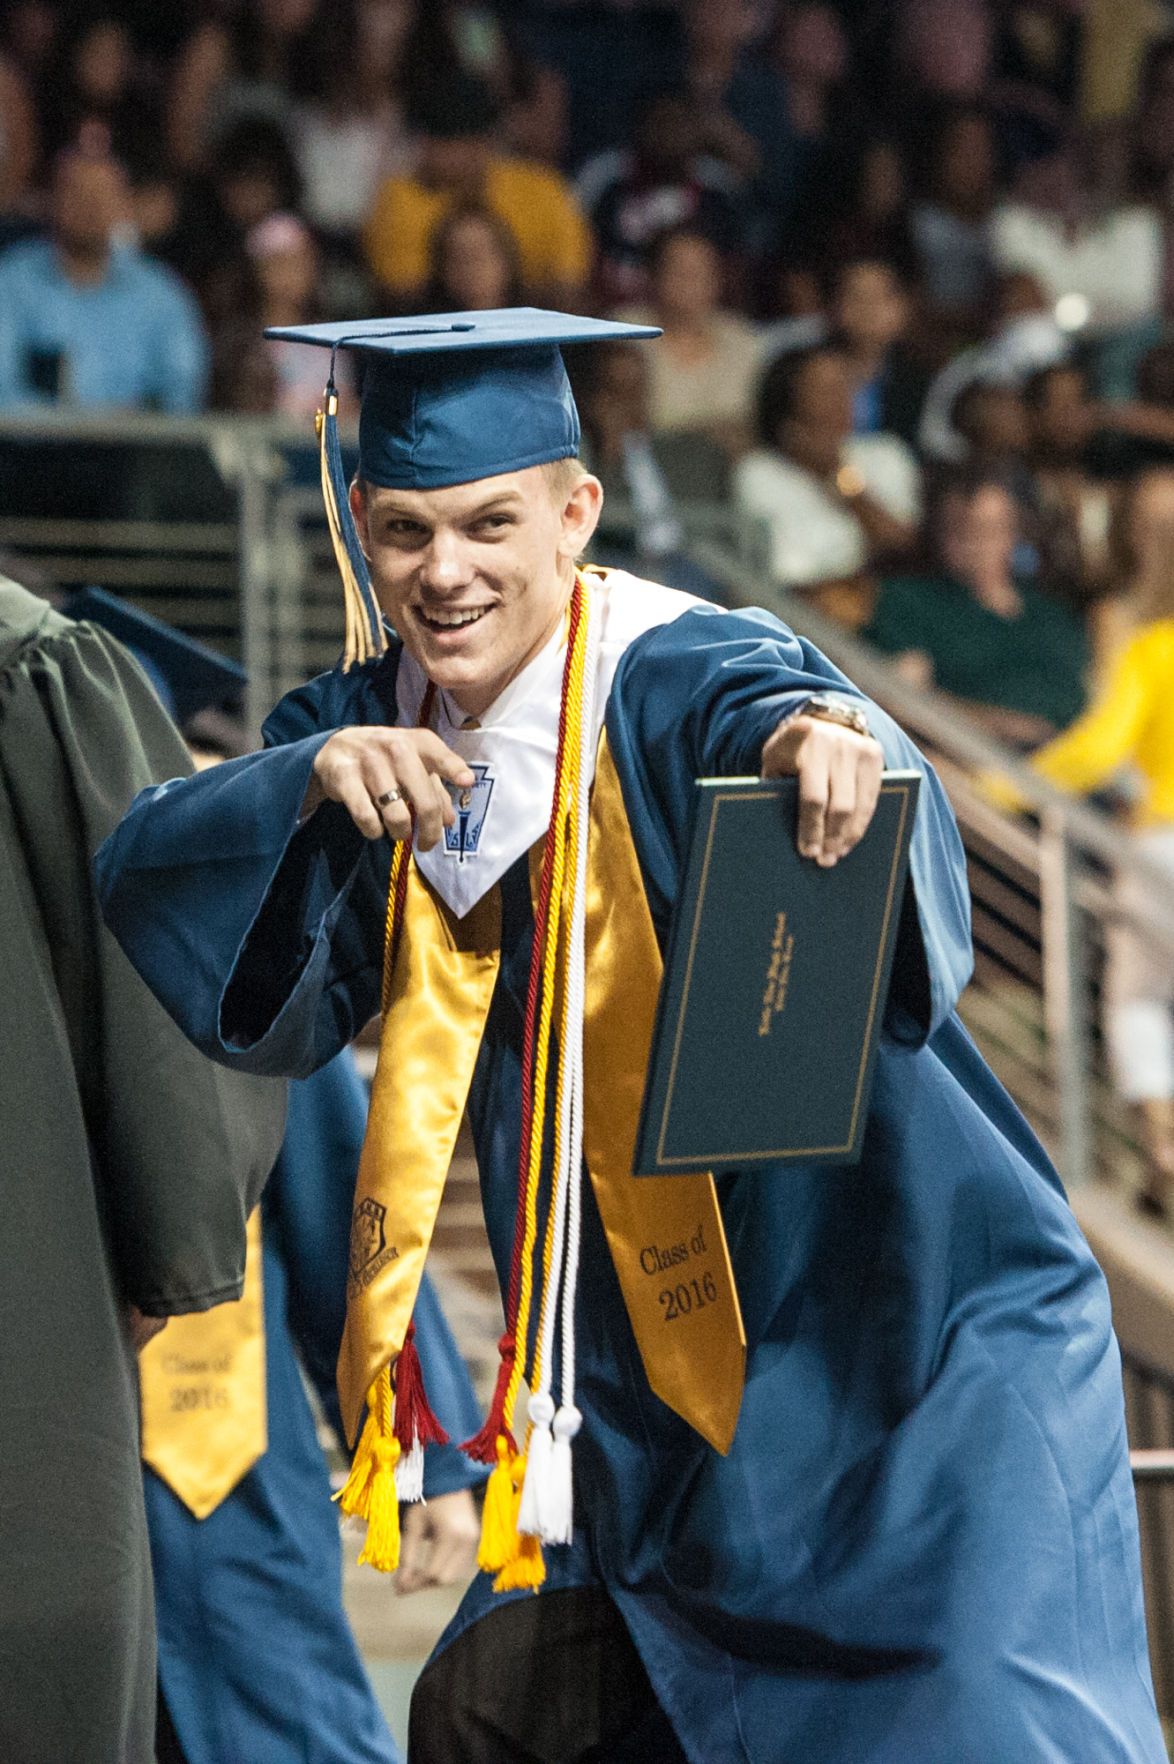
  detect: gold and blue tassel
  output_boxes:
[316,354,387,670]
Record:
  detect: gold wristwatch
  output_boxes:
[788,692,871,738]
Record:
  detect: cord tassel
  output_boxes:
[357,1433,402,1573]
[334,1400,379,1521]
[477,1435,521,1573]
[517,1392,555,1538]
[488,1446,546,1592]
[493,1528,546,1593]
[337,1364,401,1572]
[545,1405,581,1547]
[392,1318,449,1505]
[460,1332,517,1464]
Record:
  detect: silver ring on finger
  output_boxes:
[376,787,401,808]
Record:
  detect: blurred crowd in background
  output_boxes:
[8,0,1174,746]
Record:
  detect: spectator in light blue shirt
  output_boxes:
[0,147,209,414]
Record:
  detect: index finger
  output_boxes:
[415,730,475,788]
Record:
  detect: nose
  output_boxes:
[419,529,474,596]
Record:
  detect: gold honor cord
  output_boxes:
[582,736,746,1455]
[139,1208,268,1518]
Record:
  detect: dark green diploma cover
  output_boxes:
[634,770,921,1174]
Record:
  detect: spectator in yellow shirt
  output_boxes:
[1026,468,1174,1217]
[364,70,590,311]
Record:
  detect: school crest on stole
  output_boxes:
[444,763,494,861]
[348,1197,398,1291]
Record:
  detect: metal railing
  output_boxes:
[0,411,315,735]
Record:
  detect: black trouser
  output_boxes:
[408,1585,689,1764]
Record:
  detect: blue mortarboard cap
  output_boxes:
[264,308,662,667]
[264,308,661,490]
[64,587,248,725]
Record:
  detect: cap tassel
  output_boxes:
[317,372,387,671]
[391,1318,449,1505]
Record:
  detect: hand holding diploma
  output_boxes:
[761,711,884,868]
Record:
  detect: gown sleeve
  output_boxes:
[605,604,974,1046]
[95,664,395,1079]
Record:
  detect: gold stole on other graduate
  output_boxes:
[139,1208,267,1518]
[336,733,745,1456]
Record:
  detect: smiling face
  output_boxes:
[350,463,603,717]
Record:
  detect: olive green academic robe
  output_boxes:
[0,580,286,1764]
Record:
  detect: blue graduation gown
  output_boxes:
[146,1051,483,1764]
[100,605,1164,1763]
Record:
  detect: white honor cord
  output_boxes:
[519,584,597,1544]
[557,592,595,1421]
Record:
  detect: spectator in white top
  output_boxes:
[919,270,1068,462]
[288,4,413,241]
[991,133,1164,333]
[733,343,921,627]
[613,225,765,457]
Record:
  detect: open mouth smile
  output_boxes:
[417,606,491,632]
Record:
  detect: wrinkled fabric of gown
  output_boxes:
[97,597,1165,1763]
[146,1050,484,1764]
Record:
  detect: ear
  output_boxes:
[349,479,372,561]
[557,474,604,563]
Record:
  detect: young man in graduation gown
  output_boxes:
[57,591,486,1764]
[96,312,1166,1763]
[0,577,285,1764]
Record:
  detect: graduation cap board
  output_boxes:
[263,308,662,668]
[64,587,247,726]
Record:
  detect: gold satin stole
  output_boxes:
[139,1208,267,1519]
